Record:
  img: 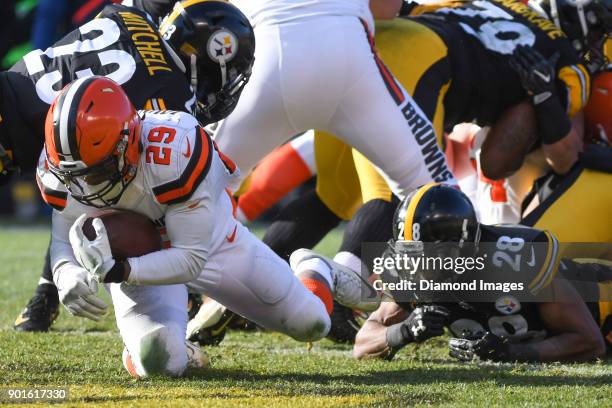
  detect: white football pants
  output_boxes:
[108,194,329,377]
[212,15,455,198]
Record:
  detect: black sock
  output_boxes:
[338,197,399,258]
[263,189,341,262]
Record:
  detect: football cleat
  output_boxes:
[187,298,235,346]
[14,285,60,332]
[326,301,363,344]
[185,340,211,370]
[122,342,210,378]
[290,249,381,312]
[187,292,203,321]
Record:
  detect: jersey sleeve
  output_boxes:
[528,230,561,294]
[126,191,219,285]
[145,117,215,205]
[557,63,591,118]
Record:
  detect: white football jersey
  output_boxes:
[230,0,371,27]
[39,110,239,285]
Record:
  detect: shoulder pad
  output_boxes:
[140,111,213,205]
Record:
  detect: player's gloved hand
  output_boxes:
[509,45,560,105]
[54,262,108,321]
[70,214,123,283]
[449,331,510,362]
[387,305,450,350]
[509,45,570,145]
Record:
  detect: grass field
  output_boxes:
[0,225,610,407]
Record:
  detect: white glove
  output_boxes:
[54,263,108,321]
[69,214,116,282]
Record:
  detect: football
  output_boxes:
[480,100,538,179]
[82,209,162,261]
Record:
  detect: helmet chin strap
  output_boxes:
[219,57,228,88]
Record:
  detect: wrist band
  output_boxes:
[534,98,571,145]
[386,322,413,349]
[104,261,126,283]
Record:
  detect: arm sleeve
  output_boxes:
[557,64,591,118]
[126,190,216,285]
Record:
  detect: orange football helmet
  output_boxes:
[45,76,141,207]
[584,70,612,145]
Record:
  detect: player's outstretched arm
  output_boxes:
[354,302,409,359]
[517,278,606,362]
[125,197,215,285]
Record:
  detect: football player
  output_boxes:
[8,0,255,332]
[204,0,455,197]
[250,0,608,343]
[351,184,611,362]
[39,76,375,378]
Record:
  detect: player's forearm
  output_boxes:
[507,332,606,362]
[127,246,207,285]
[353,320,396,359]
[370,0,403,19]
[542,125,582,175]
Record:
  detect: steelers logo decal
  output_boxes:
[494,296,521,315]
[207,30,238,63]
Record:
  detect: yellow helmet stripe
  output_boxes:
[161,0,226,33]
[403,182,439,240]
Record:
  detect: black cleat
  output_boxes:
[187,292,203,321]
[326,301,363,344]
[14,284,60,332]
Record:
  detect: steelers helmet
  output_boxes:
[44,76,141,208]
[393,183,480,246]
[160,0,255,124]
[533,0,612,72]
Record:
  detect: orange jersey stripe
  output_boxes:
[237,142,313,221]
[154,127,212,205]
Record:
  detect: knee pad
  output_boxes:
[123,326,188,378]
[283,293,331,342]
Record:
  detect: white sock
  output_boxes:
[38,277,54,286]
[294,257,333,288]
[333,251,363,274]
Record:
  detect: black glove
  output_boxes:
[509,45,560,105]
[449,332,510,362]
[509,45,571,144]
[387,305,450,349]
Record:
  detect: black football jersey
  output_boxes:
[5,4,195,171]
[127,0,177,24]
[444,224,559,340]
[409,0,590,128]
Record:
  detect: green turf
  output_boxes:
[0,226,610,407]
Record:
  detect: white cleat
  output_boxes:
[186,298,227,340]
[290,248,380,312]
